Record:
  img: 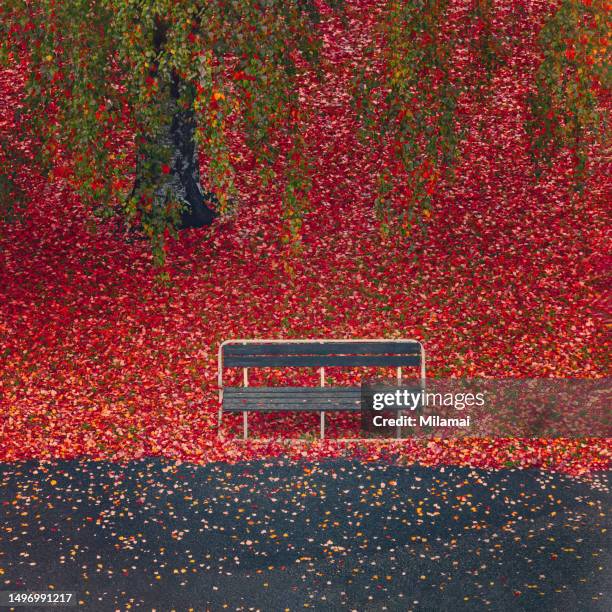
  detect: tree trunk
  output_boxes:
[166,79,217,229]
[132,77,217,229]
[133,17,216,229]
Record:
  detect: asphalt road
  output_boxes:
[0,459,609,611]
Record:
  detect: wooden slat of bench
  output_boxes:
[223,354,421,368]
[225,387,361,395]
[223,341,422,356]
[224,402,361,412]
[225,401,358,406]
[223,387,361,401]
[225,388,421,397]
[225,399,360,404]
[224,405,360,412]
[223,386,362,412]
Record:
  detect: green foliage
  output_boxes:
[0,134,26,224]
[0,0,606,254]
[528,0,610,176]
[353,0,503,233]
[0,0,339,257]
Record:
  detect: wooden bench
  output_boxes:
[218,339,425,439]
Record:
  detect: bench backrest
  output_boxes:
[219,339,425,386]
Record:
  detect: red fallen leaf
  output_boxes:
[53,165,71,179]
[233,70,255,81]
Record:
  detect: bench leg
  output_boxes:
[243,411,248,440]
[320,411,325,440]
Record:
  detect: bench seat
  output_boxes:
[222,387,362,412]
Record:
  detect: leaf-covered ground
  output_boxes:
[0,460,610,610]
[0,0,610,473]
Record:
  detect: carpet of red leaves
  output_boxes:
[1,0,609,474]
